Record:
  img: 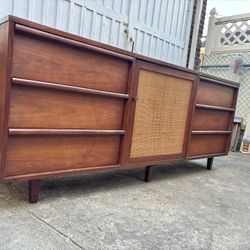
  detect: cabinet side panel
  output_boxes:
[0,22,10,182]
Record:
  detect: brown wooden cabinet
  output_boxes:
[0,16,239,203]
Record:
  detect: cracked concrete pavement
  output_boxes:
[0,152,249,250]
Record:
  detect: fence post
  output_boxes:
[205,8,217,55]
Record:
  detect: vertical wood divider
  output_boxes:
[119,60,138,164]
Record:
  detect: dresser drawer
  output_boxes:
[12,28,130,93]
[6,134,121,177]
[192,108,232,131]
[188,134,228,157]
[9,84,125,129]
[197,80,235,108]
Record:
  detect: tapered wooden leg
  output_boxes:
[144,166,153,183]
[28,179,41,203]
[207,157,214,170]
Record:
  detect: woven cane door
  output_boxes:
[130,66,193,162]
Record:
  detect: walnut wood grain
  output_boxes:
[12,32,130,93]
[15,24,135,62]
[197,81,235,108]
[200,75,239,89]
[9,85,125,129]
[6,135,121,177]
[0,21,12,182]
[0,16,240,192]
[12,78,129,99]
[188,134,228,157]
[192,108,232,131]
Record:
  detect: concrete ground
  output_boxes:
[0,152,249,250]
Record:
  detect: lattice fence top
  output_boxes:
[220,20,250,47]
[206,11,250,54]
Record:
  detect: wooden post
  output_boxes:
[28,179,41,203]
[207,157,214,170]
[144,166,153,183]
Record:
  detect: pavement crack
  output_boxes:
[0,197,84,250]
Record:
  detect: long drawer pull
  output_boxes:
[9,128,125,136]
[15,24,135,62]
[12,78,129,99]
[196,104,235,112]
[191,130,231,135]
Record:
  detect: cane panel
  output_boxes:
[130,69,192,158]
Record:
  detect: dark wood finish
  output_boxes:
[9,85,125,129]
[0,22,9,182]
[0,20,14,182]
[7,15,239,84]
[144,166,153,183]
[192,109,232,131]
[15,24,135,62]
[225,87,239,153]
[6,135,121,177]
[0,16,239,202]
[188,153,227,160]
[207,157,214,170]
[188,134,228,157]
[8,129,125,136]
[191,131,231,135]
[28,179,41,203]
[187,74,238,159]
[9,15,197,76]
[12,78,129,99]
[195,104,234,112]
[119,62,140,164]
[5,164,120,182]
[13,32,130,93]
[200,75,239,89]
[119,61,136,165]
[197,81,235,108]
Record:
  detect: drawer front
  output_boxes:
[6,135,120,177]
[9,85,125,129]
[192,109,232,131]
[12,31,130,93]
[188,134,228,157]
[197,80,235,108]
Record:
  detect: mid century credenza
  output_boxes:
[0,16,239,203]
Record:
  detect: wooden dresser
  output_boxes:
[0,16,239,203]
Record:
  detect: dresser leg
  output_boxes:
[144,166,153,183]
[207,157,214,170]
[28,179,41,203]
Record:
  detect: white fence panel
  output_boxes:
[206,10,250,55]
[0,0,194,66]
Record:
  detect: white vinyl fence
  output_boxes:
[0,0,194,66]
